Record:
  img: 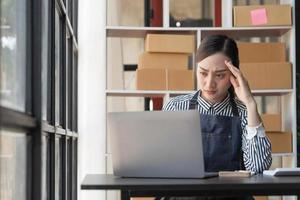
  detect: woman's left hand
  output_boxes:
[225,60,255,106]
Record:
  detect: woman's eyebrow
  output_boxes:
[215,69,228,73]
[199,67,208,71]
[199,67,228,73]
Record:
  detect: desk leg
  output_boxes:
[121,190,130,200]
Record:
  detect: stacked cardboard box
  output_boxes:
[261,114,292,153]
[238,42,292,90]
[136,34,195,90]
[266,131,292,153]
[233,5,292,27]
[238,41,292,153]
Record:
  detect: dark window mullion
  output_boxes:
[48,0,55,125]
[59,16,66,128]
[62,136,68,200]
[26,0,33,115]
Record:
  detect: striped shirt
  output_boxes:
[163,90,272,173]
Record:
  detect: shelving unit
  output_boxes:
[105,1,296,200]
[107,26,291,38]
[106,89,294,97]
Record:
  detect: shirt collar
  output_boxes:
[196,90,231,114]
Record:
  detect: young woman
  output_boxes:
[161,35,272,200]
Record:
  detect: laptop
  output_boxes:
[107,110,218,178]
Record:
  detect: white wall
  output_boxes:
[78,0,106,199]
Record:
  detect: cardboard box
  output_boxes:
[138,52,189,70]
[238,42,286,63]
[136,69,194,91]
[167,69,194,91]
[261,114,282,132]
[240,62,292,89]
[136,69,166,90]
[145,34,195,54]
[233,5,292,27]
[254,197,268,200]
[266,132,292,153]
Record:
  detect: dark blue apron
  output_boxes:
[163,91,252,200]
[189,91,242,172]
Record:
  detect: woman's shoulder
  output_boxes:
[163,92,195,110]
[170,92,195,103]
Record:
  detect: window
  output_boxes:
[0,0,28,112]
[0,130,32,200]
[0,0,78,200]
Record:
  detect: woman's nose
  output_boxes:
[206,75,216,89]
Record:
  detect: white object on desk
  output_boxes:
[263,168,300,176]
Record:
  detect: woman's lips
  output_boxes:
[205,90,217,95]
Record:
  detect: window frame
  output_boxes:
[0,0,79,200]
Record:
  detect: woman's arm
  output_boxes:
[225,60,272,173]
[239,107,272,173]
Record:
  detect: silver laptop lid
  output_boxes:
[107,110,206,178]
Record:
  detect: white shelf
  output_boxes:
[106,89,293,97]
[251,89,294,95]
[200,26,291,38]
[105,152,294,157]
[272,153,295,157]
[106,26,197,38]
[105,90,194,97]
[106,26,291,38]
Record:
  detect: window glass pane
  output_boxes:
[55,8,61,126]
[55,8,66,127]
[73,53,78,132]
[55,136,63,200]
[0,0,27,112]
[67,138,71,200]
[42,0,51,121]
[67,35,73,130]
[67,0,73,25]
[41,135,50,200]
[60,23,66,128]
[72,138,77,200]
[72,0,78,38]
[0,130,31,200]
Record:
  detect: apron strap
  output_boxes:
[188,91,200,110]
[230,97,239,117]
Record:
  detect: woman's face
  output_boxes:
[197,53,232,104]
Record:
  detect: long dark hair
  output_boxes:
[196,35,240,116]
